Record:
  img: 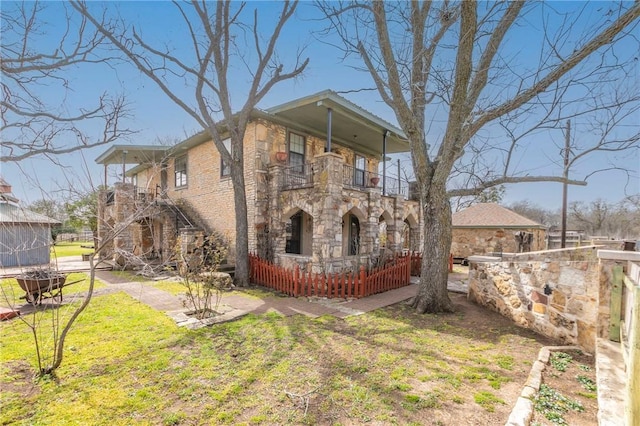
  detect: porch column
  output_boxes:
[267,164,285,261]
[361,187,382,256]
[382,130,388,196]
[311,152,343,270]
[326,107,333,152]
[386,194,405,253]
[113,182,136,266]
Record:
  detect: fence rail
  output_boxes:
[249,253,413,299]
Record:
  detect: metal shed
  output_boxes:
[0,201,60,268]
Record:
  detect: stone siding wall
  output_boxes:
[468,247,600,352]
[105,117,424,272]
[452,227,545,258]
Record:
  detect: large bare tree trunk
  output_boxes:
[231,164,249,286]
[411,184,454,313]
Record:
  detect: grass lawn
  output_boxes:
[50,241,94,259]
[1,290,550,425]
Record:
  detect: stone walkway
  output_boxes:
[89,270,469,328]
[86,270,466,326]
[1,257,469,328]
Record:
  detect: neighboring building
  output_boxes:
[95,91,423,273]
[0,179,60,268]
[451,203,546,259]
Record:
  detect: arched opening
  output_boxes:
[342,211,362,256]
[401,219,411,250]
[403,214,419,251]
[378,211,393,249]
[284,209,313,255]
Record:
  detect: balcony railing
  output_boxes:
[104,186,154,206]
[277,161,418,201]
[342,164,379,189]
[381,175,412,198]
[280,163,313,190]
[134,186,155,203]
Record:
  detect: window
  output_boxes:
[221,138,232,177]
[132,173,138,188]
[288,132,305,173]
[174,155,187,188]
[354,154,365,187]
[349,215,360,255]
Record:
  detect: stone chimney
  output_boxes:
[0,177,18,203]
[0,177,11,194]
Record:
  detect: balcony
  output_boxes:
[276,158,417,201]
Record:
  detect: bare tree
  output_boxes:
[0,1,133,162]
[0,186,158,376]
[71,0,308,286]
[320,1,640,312]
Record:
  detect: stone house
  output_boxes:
[95,91,423,273]
[451,203,546,260]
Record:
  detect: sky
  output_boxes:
[1,1,639,210]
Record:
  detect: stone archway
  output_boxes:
[341,207,366,256]
[403,213,420,252]
[282,207,313,256]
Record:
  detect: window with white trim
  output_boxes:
[288,132,305,173]
[174,155,187,188]
[221,138,232,177]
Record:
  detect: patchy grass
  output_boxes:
[50,241,94,258]
[1,292,550,425]
[474,391,506,412]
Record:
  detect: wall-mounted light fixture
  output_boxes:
[543,283,553,296]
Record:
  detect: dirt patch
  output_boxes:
[532,349,598,425]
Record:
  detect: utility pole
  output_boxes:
[561,120,570,248]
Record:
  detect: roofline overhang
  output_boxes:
[95,144,170,165]
[266,90,407,140]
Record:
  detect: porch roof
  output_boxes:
[95,144,169,165]
[265,90,409,155]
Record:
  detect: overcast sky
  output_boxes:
[2,1,638,209]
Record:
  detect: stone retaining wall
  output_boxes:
[468,247,601,352]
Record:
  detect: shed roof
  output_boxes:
[452,203,545,229]
[0,202,61,225]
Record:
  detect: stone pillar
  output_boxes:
[311,153,344,267]
[361,187,381,256]
[267,164,285,261]
[97,189,110,259]
[387,195,405,253]
[113,182,136,266]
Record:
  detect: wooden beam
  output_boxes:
[609,265,623,342]
[625,285,640,426]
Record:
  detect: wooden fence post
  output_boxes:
[609,265,623,342]
[626,284,640,426]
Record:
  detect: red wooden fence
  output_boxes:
[249,253,413,299]
[409,252,454,276]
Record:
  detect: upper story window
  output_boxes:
[288,132,305,172]
[354,154,366,187]
[221,138,232,177]
[174,155,187,188]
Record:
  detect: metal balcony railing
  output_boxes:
[280,163,313,190]
[342,164,379,189]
